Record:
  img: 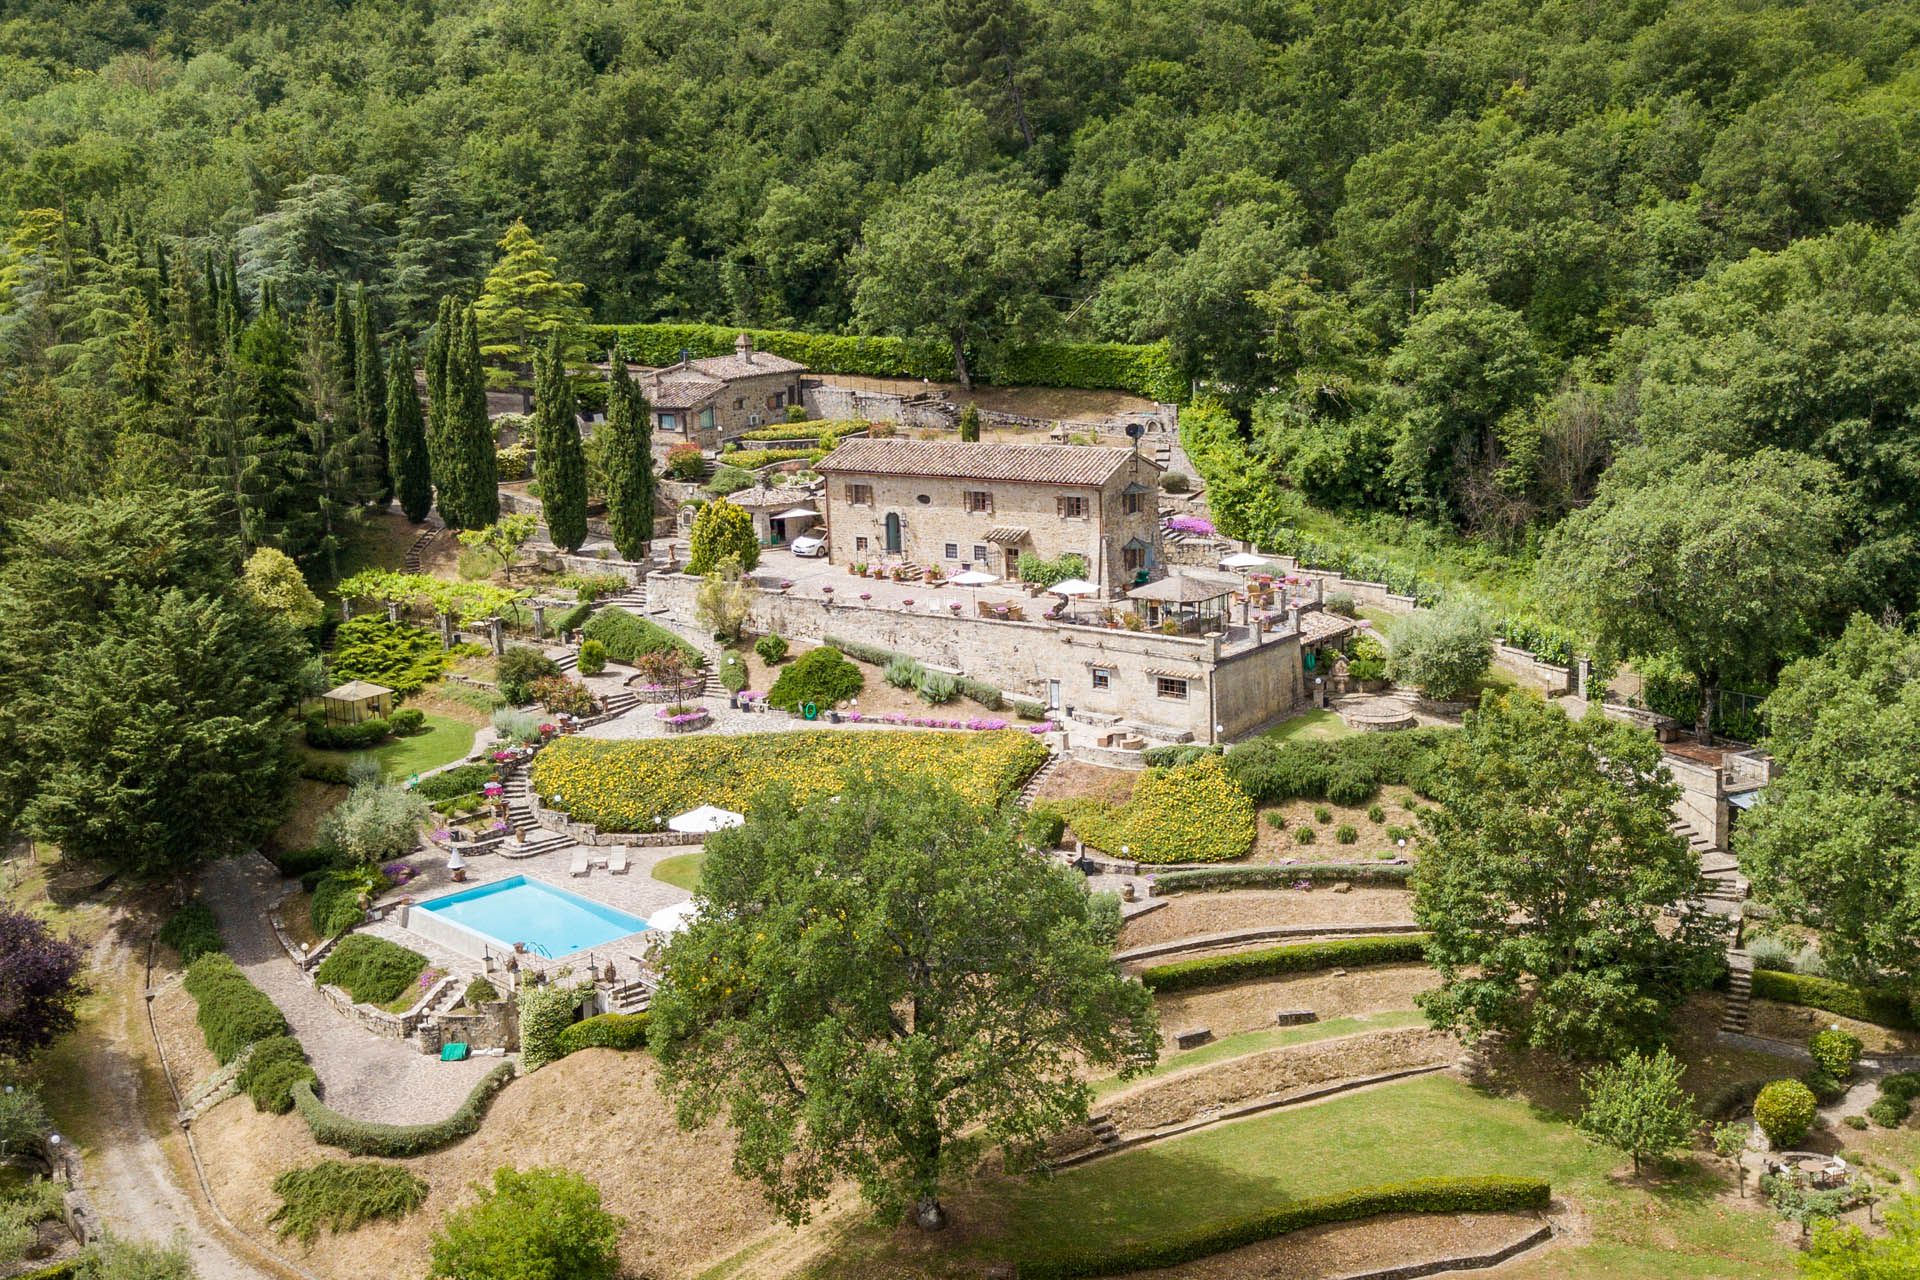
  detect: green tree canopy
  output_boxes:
[687,498,758,576]
[472,220,588,398]
[238,546,325,628]
[386,344,433,523]
[596,356,653,561]
[850,175,1070,387]
[649,779,1158,1229]
[1412,693,1725,1060]
[1576,1046,1697,1175]
[1540,449,1844,741]
[426,1166,623,1280]
[1738,616,1920,988]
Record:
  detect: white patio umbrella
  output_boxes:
[647,900,700,934]
[666,804,745,834]
[948,569,1000,587]
[774,507,818,522]
[1220,552,1273,570]
[1047,577,1100,597]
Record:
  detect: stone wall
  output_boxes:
[1664,752,1729,848]
[821,456,1162,594]
[804,384,955,429]
[645,572,1307,742]
[1491,640,1577,694]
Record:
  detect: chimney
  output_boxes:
[1288,605,1302,635]
[735,332,754,363]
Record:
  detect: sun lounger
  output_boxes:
[569,850,590,877]
[609,847,630,875]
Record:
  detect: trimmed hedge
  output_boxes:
[157,900,224,963]
[237,1035,317,1114]
[1140,935,1430,994]
[1018,1176,1549,1280]
[553,1012,652,1058]
[824,635,1003,708]
[588,323,1186,399]
[1226,728,1457,805]
[183,953,289,1063]
[303,712,391,750]
[413,762,497,803]
[1751,968,1916,1030]
[580,606,706,669]
[1153,863,1415,893]
[765,645,864,710]
[292,1062,516,1157]
[974,338,1185,403]
[315,934,429,1007]
[310,872,372,938]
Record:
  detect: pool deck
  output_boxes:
[363,840,693,985]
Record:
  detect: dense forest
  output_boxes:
[2,0,1918,622]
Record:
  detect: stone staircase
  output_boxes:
[555,650,579,673]
[1086,1112,1120,1150]
[1669,817,1715,855]
[1721,952,1754,1034]
[1017,751,1063,809]
[402,523,442,572]
[601,689,638,716]
[498,764,576,858]
[606,972,658,1015]
[180,1042,256,1123]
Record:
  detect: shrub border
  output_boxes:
[291,1061,516,1157]
[1140,935,1430,994]
[1017,1176,1549,1280]
[1154,863,1414,892]
[1750,967,1916,1030]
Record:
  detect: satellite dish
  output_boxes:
[1124,423,1145,439]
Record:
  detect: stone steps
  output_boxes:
[1720,954,1754,1034]
[1017,752,1062,810]
[1088,1114,1120,1147]
[401,524,441,572]
[602,690,638,716]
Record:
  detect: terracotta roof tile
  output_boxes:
[817,438,1151,486]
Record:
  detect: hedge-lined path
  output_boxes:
[199,854,498,1124]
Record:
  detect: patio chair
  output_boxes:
[569,850,590,877]
[609,847,630,875]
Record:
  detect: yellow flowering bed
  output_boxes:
[530,730,1049,831]
[1057,755,1256,864]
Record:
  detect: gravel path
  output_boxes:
[78,930,268,1279]
[199,855,498,1124]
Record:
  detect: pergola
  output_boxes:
[320,680,395,726]
[1125,570,1241,634]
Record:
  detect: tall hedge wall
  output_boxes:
[1018,1176,1550,1280]
[291,1061,516,1157]
[586,323,1185,400]
[1751,968,1916,1030]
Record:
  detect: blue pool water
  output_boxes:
[416,876,649,958]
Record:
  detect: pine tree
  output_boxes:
[533,337,587,552]
[472,219,588,407]
[599,354,654,561]
[352,285,391,502]
[387,164,491,337]
[229,308,320,556]
[387,344,433,523]
[297,300,358,579]
[332,287,358,439]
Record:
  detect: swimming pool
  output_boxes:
[411,876,649,960]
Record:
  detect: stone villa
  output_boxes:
[639,334,807,447]
[815,438,1164,594]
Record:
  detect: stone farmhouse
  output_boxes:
[815,439,1164,595]
[638,333,807,447]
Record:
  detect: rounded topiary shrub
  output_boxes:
[754,632,790,665]
[765,645,864,711]
[1808,1028,1864,1081]
[576,639,608,676]
[1753,1079,1818,1148]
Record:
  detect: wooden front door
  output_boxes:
[884,512,902,553]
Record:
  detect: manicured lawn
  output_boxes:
[1261,708,1353,742]
[651,852,706,893]
[1092,1010,1427,1098]
[808,1073,1795,1279]
[366,713,478,780]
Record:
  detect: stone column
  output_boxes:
[488,616,505,655]
[1314,576,1325,604]
[439,612,454,649]
[1577,656,1593,698]
[387,601,402,624]
[532,603,547,639]
[341,598,352,622]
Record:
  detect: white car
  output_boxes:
[789,534,827,558]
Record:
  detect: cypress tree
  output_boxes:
[600,353,655,561]
[438,304,498,528]
[352,285,390,502]
[387,344,433,523]
[533,337,587,552]
[332,287,358,438]
[424,295,455,514]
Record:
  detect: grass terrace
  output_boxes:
[530,730,1049,831]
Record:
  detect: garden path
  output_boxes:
[198,855,498,1124]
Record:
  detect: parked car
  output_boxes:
[790,534,827,558]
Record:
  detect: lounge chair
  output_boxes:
[569,850,590,877]
[609,847,630,875]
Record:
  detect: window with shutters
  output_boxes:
[1058,495,1089,519]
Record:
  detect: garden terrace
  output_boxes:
[528,729,1049,833]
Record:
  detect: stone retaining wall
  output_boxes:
[526,792,708,849]
[1051,1027,1453,1156]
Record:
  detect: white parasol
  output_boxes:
[666,804,745,834]
[647,900,700,934]
[1220,552,1273,569]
